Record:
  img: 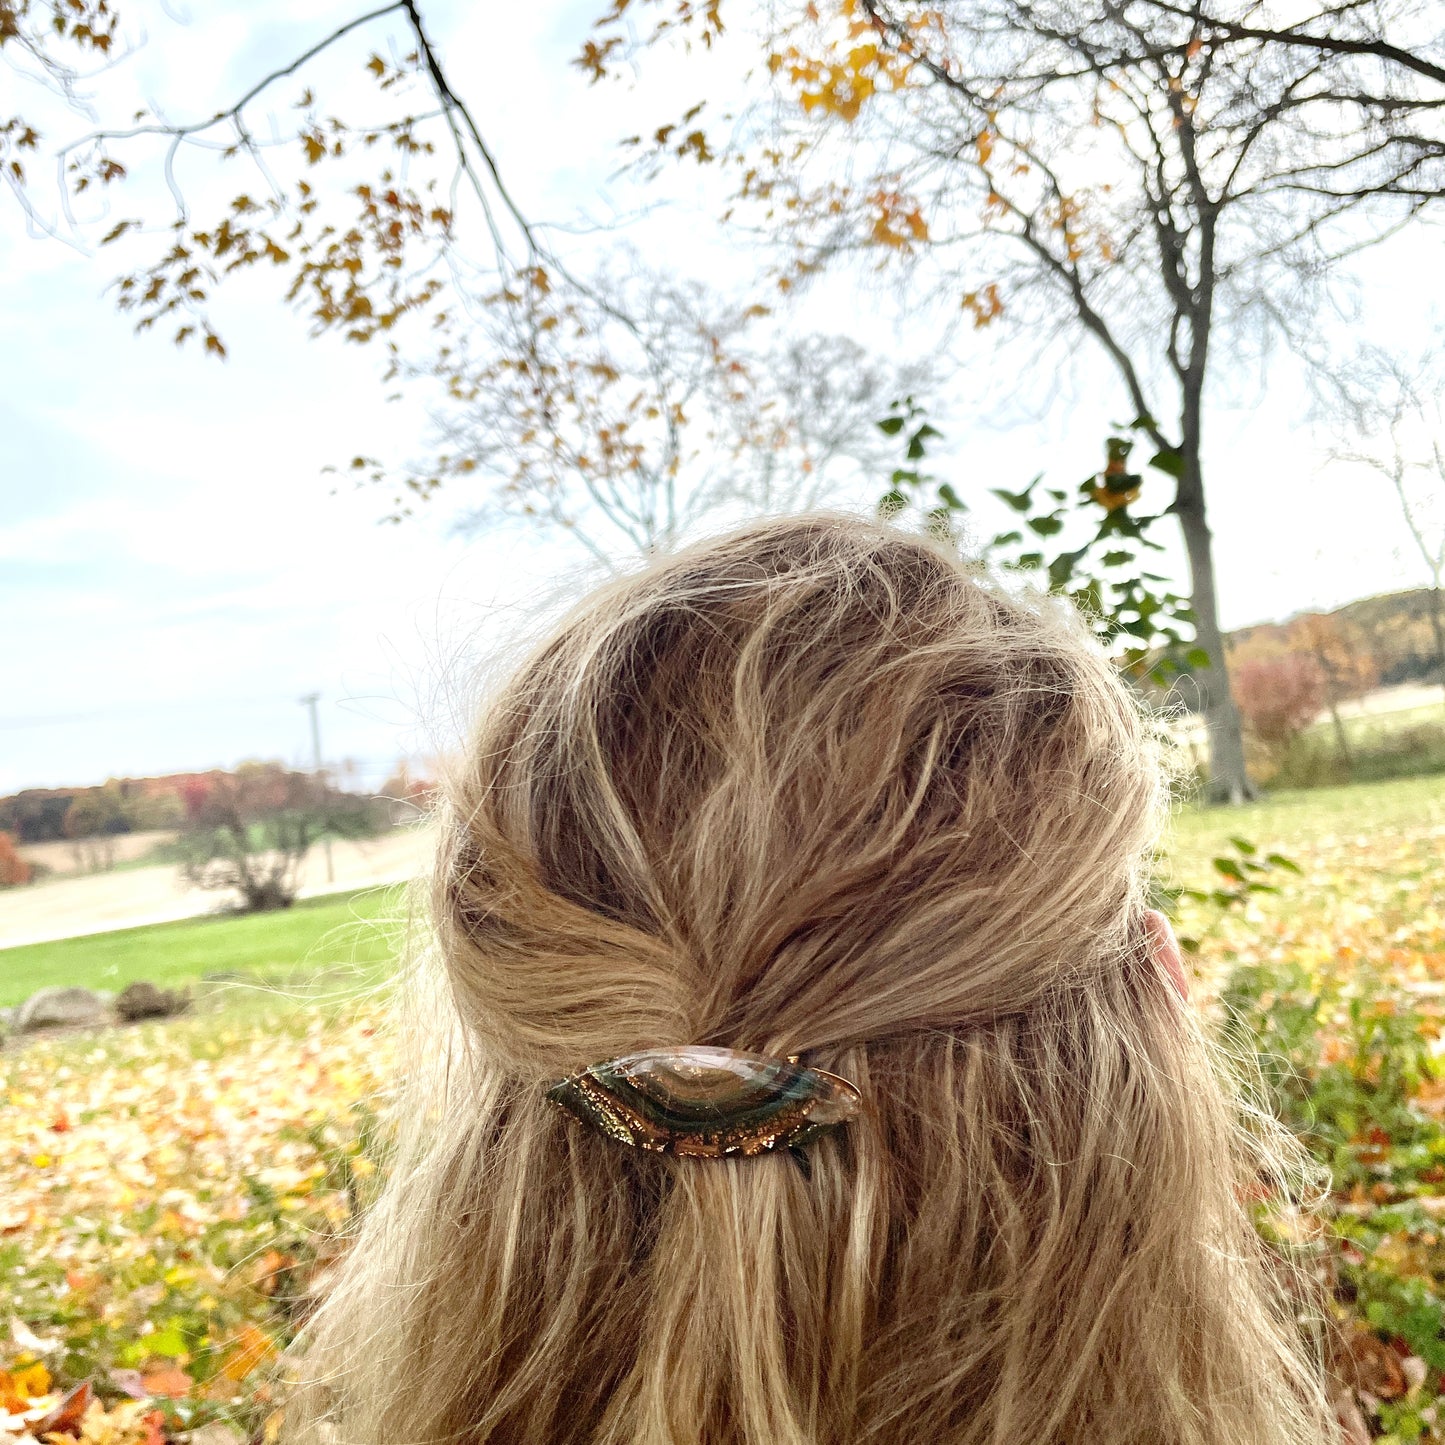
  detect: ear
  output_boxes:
[1142,909,1189,1002]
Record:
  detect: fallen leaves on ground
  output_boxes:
[1179,800,1445,1442]
[0,1011,392,1443]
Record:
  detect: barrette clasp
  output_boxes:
[546,1045,861,1158]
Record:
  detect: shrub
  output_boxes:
[1234,651,1326,747]
[0,830,31,887]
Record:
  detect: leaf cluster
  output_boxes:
[875,400,1198,679]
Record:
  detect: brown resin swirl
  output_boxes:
[545,1046,861,1157]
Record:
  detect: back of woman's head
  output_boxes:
[296,515,1336,1445]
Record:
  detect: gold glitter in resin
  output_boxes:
[546,1046,861,1157]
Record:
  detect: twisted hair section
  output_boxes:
[290,515,1337,1445]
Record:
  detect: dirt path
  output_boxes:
[0,828,434,949]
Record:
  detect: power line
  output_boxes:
[300,691,336,886]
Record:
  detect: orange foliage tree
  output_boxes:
[1288,613,1379,769]
[1232,652,1326,753]
[0,830,32,888]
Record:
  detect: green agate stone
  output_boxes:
[546,1046,861,1157]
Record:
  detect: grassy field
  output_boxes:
[1171,771,1445,866]
[0,886,411,1007]
[1168,773,1445,1002]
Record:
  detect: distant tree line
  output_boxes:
[0,774,196,845]
[0,763,427,847]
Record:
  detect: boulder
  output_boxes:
[14,986,111,1032]
[115,980,190,1022]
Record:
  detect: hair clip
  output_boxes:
[546,1045,861,1158]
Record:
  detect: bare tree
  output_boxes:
[587,0,1445,800]
[180,764,380,912]
[358,263,931,559]
[1328,347,1445,705]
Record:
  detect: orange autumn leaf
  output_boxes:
[140,1365,194,1398]
[251,1248,293,1295]
[0,1362,51,1413]
[1089,481,1140,512]
[12,1360,52,1397]
[221,1323,277,1381]
[961,283,1003,328]
[33,1380,92,1437]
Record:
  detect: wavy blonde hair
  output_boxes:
[293,514,1336,1445]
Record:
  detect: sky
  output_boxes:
[2,0,1439,795]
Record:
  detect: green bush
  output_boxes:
[1269,722,1445,790]
[1221,957,1445,1438]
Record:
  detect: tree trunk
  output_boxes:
[1327,700,1354,773]
[1174,417,1257,804]
[1429,584,1445,715]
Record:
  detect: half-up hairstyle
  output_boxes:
[292,513,1337,1445]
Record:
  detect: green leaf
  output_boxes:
[145,1323,190,1359]
[1048,547,1087,591]
[878,489,907,516]
[1148,448,1186,478]
[992,487,1033,513]
[1184,647,1211,668]
[1266,853,1303,874]
[905,423,941,460]
[1027,514,1064,536]
[937,482,966,511]
[877,416,905,435]
[1101,550,1134,567]
[1228,836,1258,855]
[1213,856,1245,882]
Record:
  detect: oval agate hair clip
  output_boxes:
[546,1046,862,1158]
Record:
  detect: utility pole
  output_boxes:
[300,692,335,885]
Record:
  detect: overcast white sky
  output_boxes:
[2,0,1438,795]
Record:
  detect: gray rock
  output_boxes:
[184,1425,247,1445]
[14,986,111,1032]
[116,980,190,1021]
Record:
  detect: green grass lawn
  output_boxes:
[0,886,412,1007]
[1169,770,1445,879]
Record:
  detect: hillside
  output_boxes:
[1228,586,1443,687]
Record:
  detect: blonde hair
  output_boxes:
[293,514,1336,1444]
